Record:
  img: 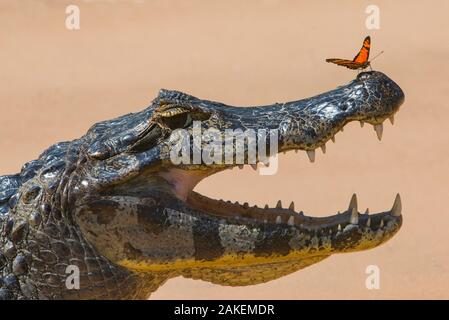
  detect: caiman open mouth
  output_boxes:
[116,70,405,261]
[159,124,402,241]
[152,71,405,248]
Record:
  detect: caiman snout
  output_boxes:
[276,71,405,156]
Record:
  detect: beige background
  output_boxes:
[0,0,448,299]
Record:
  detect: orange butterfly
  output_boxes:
[326,36,381,70]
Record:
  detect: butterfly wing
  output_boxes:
[325,58,362,70]
[326,36,371,70]
[352,36,370,64]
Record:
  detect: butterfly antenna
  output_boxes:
[370,51,384,62]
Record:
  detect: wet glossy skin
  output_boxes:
[0,71,404,299]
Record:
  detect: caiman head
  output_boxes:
[73,71,405,287]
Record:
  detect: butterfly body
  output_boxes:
[326,36,371,70]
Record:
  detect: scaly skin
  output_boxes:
[0,71,404,299]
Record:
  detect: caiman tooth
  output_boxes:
[391,193,402,217]
[298,211,304,216]
[338,224,341,231]
[348,193,358,212]
[360,121,365,128]
[238,164,244,169]
[295,149,298,153]
[366,217,371,227]
[306,150,315,163]
[276,200,282,209]
[287,216,295,226]
[321,144,326,154]
[349,207,359,224]
[389,115,395,125]
[261,158,270,166]
[250,163,257,171]
[374,123,383,141]
[264,204,269,209]
[380,219,384,228]
[276,216,282,224]
[364,208,369,215]
[243,202,249,208]
[331,136,336,143]
[288,201,295,211]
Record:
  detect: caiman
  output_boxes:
[0,71,404,299]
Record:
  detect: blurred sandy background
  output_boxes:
[0,0,448,299]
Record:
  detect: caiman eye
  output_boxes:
[162,112,192,130]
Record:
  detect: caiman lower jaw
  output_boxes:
[186,189,402,236]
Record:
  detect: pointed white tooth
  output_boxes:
[243,202,249,208]
[289,201,295,211]
[250,163,257,171]
[276,200,282,209]
[238,164,244,169]
[264,204,269,209]
[306,150,315,163]
[338,211,341,215]
[331,136,336,143]
[389,115,395,125]
[374,123,383,141]
[287,216,295,226]
[349,207,359,224]
[380,219,384,228]
[321,144,326,154]
[276,216,282,224]
[338,224,341,231]
[364,208,369,215]
[366,217,371,227]
[360,121,365,128]
[264,219,268,224]
[298,211,304,216]
[329,229,332,234]
[348,193,358,212]
[391,193,402,217]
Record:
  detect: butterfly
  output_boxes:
[326,36,381,70]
